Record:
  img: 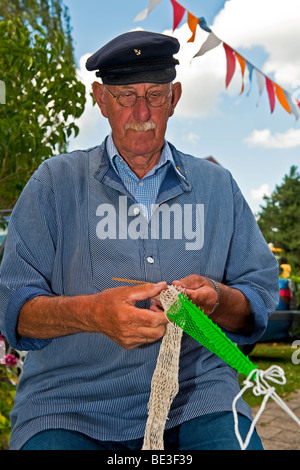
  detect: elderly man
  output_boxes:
[0,31,278,450]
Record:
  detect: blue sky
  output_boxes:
[63,0,300,214]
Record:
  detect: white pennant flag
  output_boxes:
[255,69,265,96]
[134,0,163,22]
[193,32,221,58]
[286,91,299,120]
[255,69,265,106]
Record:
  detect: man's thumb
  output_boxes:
[129,281,167,301]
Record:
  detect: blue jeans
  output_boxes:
[20,412,263,450]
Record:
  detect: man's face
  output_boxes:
[93,81,182,161]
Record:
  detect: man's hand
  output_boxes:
[18,281,169,350]
[150,275,218,316]
[172,275,253,334]
[85,282,169,349]
[172,275,218,315]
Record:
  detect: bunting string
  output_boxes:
[134,0,300,119]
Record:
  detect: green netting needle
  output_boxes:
[166,293,257,378]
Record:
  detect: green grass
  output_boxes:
[239,342,300,407]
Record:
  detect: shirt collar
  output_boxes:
[106,133,184,180]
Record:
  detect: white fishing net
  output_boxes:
[142,285,300,451]
[142,285,185,450]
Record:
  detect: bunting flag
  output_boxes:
[133,1,300,119]
[187,12,199,42]
[198,16,212,33]
[235,52,246,94]
[274,84,291,114]
[193,31,221,58]
[196,16,299,118]
[223,43,236,89]
[285,91,299,119]
[170,0,186,31]
[255,69,265,98]
[246,63,254,96]
[265,76,276,113]
[133,0,163,22]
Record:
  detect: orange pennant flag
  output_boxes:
[187,11,198,42]
[235,52,246,94]
[274,83,291,114]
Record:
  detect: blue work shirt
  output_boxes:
[0,139,279,449]
[106,133,178,220]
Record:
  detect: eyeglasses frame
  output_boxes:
[104,85,172,108]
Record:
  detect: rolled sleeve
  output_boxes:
[224,284,274,345]
[0,166,57,351]
[3,286,54,350]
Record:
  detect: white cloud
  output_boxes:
[250,183,271,201]
[69,54,110,151]
[163,24,238,118]
[244,128,300,148]
[70,1,300,146]
[162,0,300,118]
[212,0,300,89]
[185,132,201,144]
[70,28,225,147]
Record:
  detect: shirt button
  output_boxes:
[147,256,154,264]
[133,207,140,215]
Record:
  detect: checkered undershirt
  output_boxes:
[106,133,178,221]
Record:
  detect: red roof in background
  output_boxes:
[204,156,220,165]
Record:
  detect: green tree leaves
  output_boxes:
[0,0,86,209]
[257,166,300,271]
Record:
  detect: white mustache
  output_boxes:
[125,121,157,132]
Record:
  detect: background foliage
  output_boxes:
[0,1,86,446]
[257,165,300,274]
[0,0,86,210]
[0,372,16,450]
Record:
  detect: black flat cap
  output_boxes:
[85,31,180,85]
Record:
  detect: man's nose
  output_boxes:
[132,96,151,121]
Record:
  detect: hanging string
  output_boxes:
[233,365,300,450]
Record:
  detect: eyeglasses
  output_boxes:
[104,86,172,108]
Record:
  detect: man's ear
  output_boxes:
[92,82,108,118]
[168,82,182,117]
